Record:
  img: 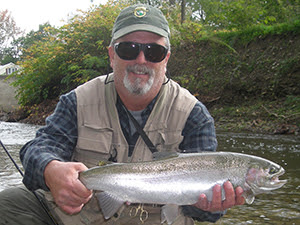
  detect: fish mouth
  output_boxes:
[269,167,287,188]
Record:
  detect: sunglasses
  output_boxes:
[114,42,168,63]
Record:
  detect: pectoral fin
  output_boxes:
[95,191,124,219]
[161,204,180,225]
[242,192,255,204]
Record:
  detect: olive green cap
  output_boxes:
[112,4,170,41]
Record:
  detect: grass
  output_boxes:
[209,96,300,134]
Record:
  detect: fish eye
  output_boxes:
[269,166,278,174]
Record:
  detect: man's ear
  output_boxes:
[108,46,115,68]
[164,51,171,67]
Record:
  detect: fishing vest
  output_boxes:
[73,73,197,166]
[45,73,197,225]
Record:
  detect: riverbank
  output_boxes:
[0,99,57,125]
[0,75,19,112]
[2,28,299,135]
[210,98,299,135]
[1,96,298,135]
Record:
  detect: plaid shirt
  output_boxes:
[20,87,221,222]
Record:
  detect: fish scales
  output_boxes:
[79,152,286,224]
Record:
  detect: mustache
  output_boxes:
[126,64,154,76]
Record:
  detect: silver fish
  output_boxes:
[79,152,286,224]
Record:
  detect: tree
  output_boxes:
[0,10,22,62]
[11,3,122,105]
[0,23,53,64]
[187,0,300,30]
[10,0,300,106]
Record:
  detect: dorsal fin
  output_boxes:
[152,152,179,161]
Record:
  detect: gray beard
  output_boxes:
[124,65,154,95]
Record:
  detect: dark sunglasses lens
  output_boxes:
[116,42,140,60]
[115,42,168,63]
[144,44,167,62]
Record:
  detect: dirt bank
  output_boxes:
[2,96,298,135]
[1,32,299,135]
[0,76,19,112]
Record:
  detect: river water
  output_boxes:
[0,121,299,224]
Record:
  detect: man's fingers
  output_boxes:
[194,182,245,212]
[199,194,208,210]
[222,181,235,209]
[73,178,93,198]
[235,186,245,205]
[60,204,84,215]
[210,184,222,211]
[198,194,208,210]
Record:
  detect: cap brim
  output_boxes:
[113,24,169,40]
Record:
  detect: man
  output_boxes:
[0,4,244,225]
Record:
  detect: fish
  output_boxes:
[79,152,286,224]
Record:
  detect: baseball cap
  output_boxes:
[111,4,170,41]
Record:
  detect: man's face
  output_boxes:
[109,31,171,97]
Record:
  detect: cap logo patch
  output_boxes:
[134,6,148,18]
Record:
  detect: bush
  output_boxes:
[11,3,123,105]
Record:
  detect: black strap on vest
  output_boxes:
[124,106,158,154]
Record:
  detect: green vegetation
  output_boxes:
[210,97,300,133]
[168,19,299,133]
[4,0,299,133]
[9,4,122,105]
[171,20,300,98]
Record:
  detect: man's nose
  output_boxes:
[135,50,147,64]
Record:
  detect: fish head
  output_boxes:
[245,159,287,196]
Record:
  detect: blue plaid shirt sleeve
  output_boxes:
[20,91,78,191]
[180,101,224,222]
[180,101,218,153]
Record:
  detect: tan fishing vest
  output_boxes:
[46,73,198,225]
[73,73,197,166]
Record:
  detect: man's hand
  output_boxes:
[44,160,93,214]
[194,181,245,212]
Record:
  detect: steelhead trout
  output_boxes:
[79,152,286,224]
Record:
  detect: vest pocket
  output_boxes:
[75,125,114,166]
[151,130,184,152]
[77,124,113,152]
